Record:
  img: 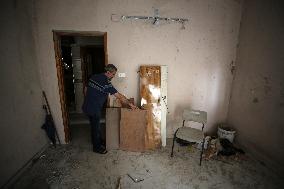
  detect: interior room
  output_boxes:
[1,0,283,188]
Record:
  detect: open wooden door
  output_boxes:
[53,32,70,143]
[104,33,111,106]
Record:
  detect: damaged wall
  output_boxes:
[0,1,48,187]
[33,0,243,141]
[227,0,284,174]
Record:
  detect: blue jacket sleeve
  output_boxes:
[104,83,117,95]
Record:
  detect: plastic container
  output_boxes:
[217,126,236,143]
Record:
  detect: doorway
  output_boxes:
[53,31,108,144]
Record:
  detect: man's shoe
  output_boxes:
[93,148,108,154]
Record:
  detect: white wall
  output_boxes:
[227,0,284,174]
[0,1,48,187]
[33,0,243,141]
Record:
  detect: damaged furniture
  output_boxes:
[171,109,207,166]
[139,65,168,147]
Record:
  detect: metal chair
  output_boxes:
[170,109,207,165]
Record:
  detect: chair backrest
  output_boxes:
[182,109,207,124]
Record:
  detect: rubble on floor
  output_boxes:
[10,139,284,189]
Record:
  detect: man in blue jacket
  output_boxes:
[82,64,137,154]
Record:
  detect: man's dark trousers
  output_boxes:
[88,112,102,151]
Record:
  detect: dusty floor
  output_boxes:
[10,124,284,189]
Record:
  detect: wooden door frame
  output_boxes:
[53,30,108,143]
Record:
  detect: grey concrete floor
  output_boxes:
[10,124,284,189]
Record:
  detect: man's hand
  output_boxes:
[129,103,139,110]
[114,92,139,110]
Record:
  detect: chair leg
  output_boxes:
[199,137,206,166]
[171,130,178,157]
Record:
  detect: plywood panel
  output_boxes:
[106,108,121,150]
[120,108,147,152]
[140,66,162,149]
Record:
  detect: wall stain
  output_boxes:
[263,76,269,84]
[232,0,242,4]
[263,76,272,95]
[264,85,272,95]
[253,97,259,103]
[230,61,235,75]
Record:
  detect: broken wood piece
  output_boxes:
[140,66,162,149]
[122,97,134,108]
[113,98,122,107]
[127,173,144,183]
[113,97,135,108]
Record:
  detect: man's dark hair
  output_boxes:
[105,64,117,73]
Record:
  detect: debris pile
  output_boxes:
[203,137,246,161]
[203,125,246,162]
[175,125,246,163]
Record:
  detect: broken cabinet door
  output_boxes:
[140,65,167,148]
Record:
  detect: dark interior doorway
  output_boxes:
[61,36,106,112]
[61,36,75,110]
[53,31,107,143]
